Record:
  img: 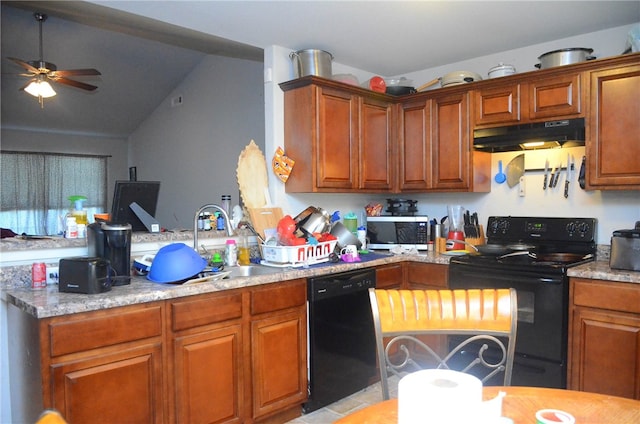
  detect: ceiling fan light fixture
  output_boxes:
[24,75,56,98]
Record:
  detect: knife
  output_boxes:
[471,212,479,238]
[565,155,575,198]
[552,161,562,188]
[549,163,558,188]
[578,156,586,189]
[543,159,549,190]
[564,155,571,198]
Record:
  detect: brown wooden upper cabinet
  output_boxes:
[281,77,489,193]
[281,53,639,193]
[281,80,394,192]
[473,73,583,127]
[586,62,640,190]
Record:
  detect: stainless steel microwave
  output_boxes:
[366,216,430,250]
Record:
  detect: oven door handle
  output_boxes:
[449,267,563,286]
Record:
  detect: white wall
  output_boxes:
[264,24,640,245]
[129,55,265,230]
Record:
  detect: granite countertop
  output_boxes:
[567,260,640,284]
[3,252,450,319]
[4,244,639,320]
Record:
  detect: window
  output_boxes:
[1,151,107,235]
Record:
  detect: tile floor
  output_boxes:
[285,376,399,424]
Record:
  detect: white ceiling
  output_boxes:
[2,1,639,138]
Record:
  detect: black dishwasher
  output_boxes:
[303,268,377,413]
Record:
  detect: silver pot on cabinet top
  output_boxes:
[290,49,333,78]
[535,48,595,69]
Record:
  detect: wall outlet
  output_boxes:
[171,95,183,107]
[519,176,526,197]
[46,265,59,285]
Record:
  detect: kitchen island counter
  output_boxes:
[2,251,451,319]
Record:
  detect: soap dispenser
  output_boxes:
[68,195,88,225]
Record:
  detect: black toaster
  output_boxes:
[59,257,112,294]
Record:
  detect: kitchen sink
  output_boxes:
[225,265,282,278]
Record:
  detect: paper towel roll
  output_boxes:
[398,369,501,424]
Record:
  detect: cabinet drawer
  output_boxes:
[251,279,306,315]
[572,278,640,314]
[171,292,243,332]
[48,303,163,357]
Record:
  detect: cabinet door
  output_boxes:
[375,263,404,288]
[398,100,431,190]
[404,262,449,289]
[359,96,394,190]
[316,86,358,189]
[50,343,164,423]
[403,262,449,362]
[586,64,640,189]
[570,308,640,399]
[474,84,521,126]
[528,73,582,120]
[251,309,307,420]
[173,324,243,424]
[431,92,471,190]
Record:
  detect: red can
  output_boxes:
[32,262,47,289]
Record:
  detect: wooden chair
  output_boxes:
[369,288,517,400]
[35,410,68,424]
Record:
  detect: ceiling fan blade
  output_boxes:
[7,57,40,73]
[51,76,98,91]
[50,68,101,77]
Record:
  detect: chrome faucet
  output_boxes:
[193,204,234,252]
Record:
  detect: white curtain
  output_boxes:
[1,151,107,235]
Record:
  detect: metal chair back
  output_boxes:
[369,288,517,400]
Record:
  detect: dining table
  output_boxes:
[333,386,640,423]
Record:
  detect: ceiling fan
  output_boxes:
[7,12,101,106]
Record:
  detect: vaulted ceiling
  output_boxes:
[2,1,638,138]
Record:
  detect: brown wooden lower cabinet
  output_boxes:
[250,280,307,422]
[170,291,245,424]
[568,278,640,400]
[375,262,404,288]
[40,302,165,423]
[404,262,449,289]
[28,280,308,424]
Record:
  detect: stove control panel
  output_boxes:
[487,217,597,243]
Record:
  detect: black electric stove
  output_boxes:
[448,216,597,389]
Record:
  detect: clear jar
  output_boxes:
[238,229,251,265]
[221,195,231,216]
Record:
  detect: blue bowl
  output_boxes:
[147,243,207,283]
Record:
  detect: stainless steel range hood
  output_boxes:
[474,118,585,152]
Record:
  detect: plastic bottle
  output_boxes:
[357,225,367,250]
[65,217,78,239]
[344,212,358,235]
[68,195,88,225]
[203,212,211,231]
[225,239,238,266]
[238,228,250,265]
[216,212,225,231]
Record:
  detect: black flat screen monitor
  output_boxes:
[110,180,160,232]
